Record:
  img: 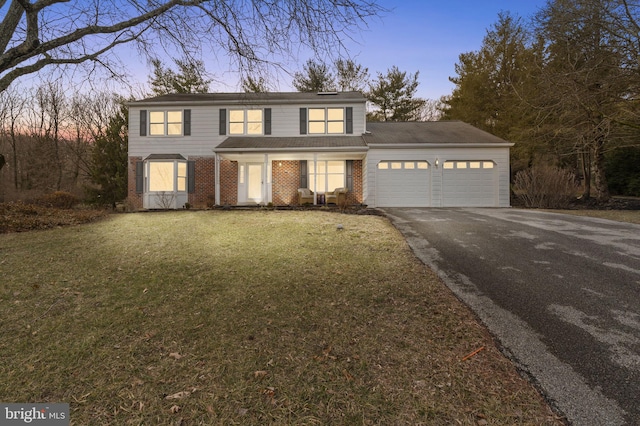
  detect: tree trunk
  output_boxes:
[592,134,610,202]
[581,150,591,199]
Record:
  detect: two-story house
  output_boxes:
[127,92,513,209]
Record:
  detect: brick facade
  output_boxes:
[188,156,215,208]
[272,161,301,205]
[219,159,238,206]
[347,160,363,205]
[127,156,143,210]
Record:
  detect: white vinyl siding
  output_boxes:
[129,103,367,158]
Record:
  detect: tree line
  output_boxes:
[442,0,640,201]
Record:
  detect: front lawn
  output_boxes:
[0,211,561,425]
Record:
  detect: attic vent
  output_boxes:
[317,91,338,95]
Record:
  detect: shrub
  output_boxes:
[513,165,578,209]
[35,191,80,209]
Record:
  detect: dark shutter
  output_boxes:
[264,108,271,135]
[299,108,307,135]
[187,160,196,193]
[299,160,308,188]
[139,110,147,136]
[346,160,354,192]
[219,108,226,135]
[345,107,353,134]
[183,109,191,136]
[135,161,144,193]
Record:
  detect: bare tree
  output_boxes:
[0,85,25,188]
[0,0,385,93]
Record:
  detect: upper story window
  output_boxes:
[229,109,263,135]
[308,108,344,134]
[149,111,183,136]
[139,109,190,137]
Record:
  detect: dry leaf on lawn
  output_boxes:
[165,391,190,400]
[254,370,268,379]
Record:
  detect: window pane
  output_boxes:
[443,162,454,169]
[483,162,495,169]
[149,162,174,191]
[316,175,326,192]
[378,162,388,169]
[316,161,326,173]
[470,162,481,169]
[229,110,244,121]
[229,122,244,134]
[327,121,344,134]
[417,162,429,169]
[328,175,344,192]
[457,162,467,169]
[167,123,182,135]
[309,108,325,120]
[309,122,325,134]
[327,161,344,173]
[327,108,344,120]
[177,177,186,191]
[247,122,262,134]
[404,162,415,169]
[150,111,164,123]
[149,124,165,135]
[391,162,402,169]
[167,111,182,122]
[247,110,262,122]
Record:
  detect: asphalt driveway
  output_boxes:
[384,208,640,426]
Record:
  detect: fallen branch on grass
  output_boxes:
[461,346,485,362]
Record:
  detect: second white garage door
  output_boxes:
[442,160,497,207]
[376,161,430,207]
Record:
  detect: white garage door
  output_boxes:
[376,161,430,207]
[442,160,497,207]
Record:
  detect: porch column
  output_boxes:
[313,153,318,205]
[214,153,220,206]
[263,153,269,204]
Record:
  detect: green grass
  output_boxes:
[0,211,561,425]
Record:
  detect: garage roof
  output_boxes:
[364,121,512,145]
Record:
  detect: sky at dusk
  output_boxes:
[337,0,549,100]
[8,1,549,100]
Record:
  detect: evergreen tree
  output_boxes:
[242,76,269,93]
[149,58,211,95]
[367,66,425,121]
[442,13,536,139]
[86,100,128,207]
[335,59,369,92]
[292,60,335,92]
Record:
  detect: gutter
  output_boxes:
[367,143,515,148]
[214,146,369,153]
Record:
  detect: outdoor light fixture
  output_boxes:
[435,158,439,168]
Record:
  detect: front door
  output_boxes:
[247,163,263,203]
